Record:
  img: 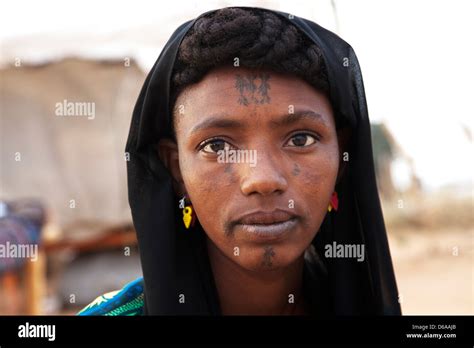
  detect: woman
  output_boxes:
[78,6,401,316]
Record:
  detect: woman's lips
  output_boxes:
[233,210,298,241]
[236,210,296,225]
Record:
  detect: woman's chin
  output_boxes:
[233,245,302,273]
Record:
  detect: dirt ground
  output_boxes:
[388,228,473,314]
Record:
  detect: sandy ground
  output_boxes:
[388,228,473,314]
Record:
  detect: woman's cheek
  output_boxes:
[298,155,338,217]
[181,157,233,230]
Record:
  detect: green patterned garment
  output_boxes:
[77,277,145,316]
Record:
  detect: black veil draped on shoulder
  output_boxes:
[125,7,401,315]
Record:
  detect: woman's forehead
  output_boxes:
[174,66,335,132]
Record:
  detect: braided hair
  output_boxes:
[171,7,330,117]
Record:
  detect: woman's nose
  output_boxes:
[239,151,288,196]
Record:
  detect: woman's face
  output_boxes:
[160,66,340,272]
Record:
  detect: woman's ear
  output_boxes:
[156,138,186,196]
[336,127,352,183]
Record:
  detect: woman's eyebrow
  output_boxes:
[270,110,327,128]
[189,114,244,135]
[189,110,326,136]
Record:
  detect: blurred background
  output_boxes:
[0,0,472,315]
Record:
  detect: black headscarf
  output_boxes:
[125,6,401,315]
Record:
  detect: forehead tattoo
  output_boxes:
[235,73,271,106]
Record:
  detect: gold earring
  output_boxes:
[179,195,195,229]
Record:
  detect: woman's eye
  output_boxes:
[286,134,317,147]
[200,139,232,154]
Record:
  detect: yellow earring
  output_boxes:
[179,195,195,229]
[183,206,193,229]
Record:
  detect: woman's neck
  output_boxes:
[206,237,308,315]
